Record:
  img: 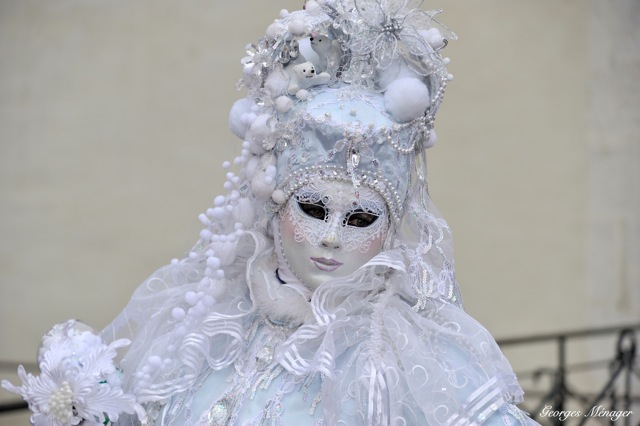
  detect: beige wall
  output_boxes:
[1,0,639,420]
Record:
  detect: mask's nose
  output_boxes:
[319,214,341,249]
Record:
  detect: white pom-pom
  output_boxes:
[185,291,199,306]
[279,9,289,18]
[276,96,293,113]
[265,69,289,96]
[198,213,210,225]
[424,129,437,149]
[265,165,277,177]
[229,98,254,139]
[305,0,320,10]
[222,161,231,169]
[288,19,307,36]
[265,22,284,41]
[296,89,309,100]
[207,256,221,269]
[421,28,446,50]
[272,189,287,205]
[199,229,212,240]
[443,57,451,65]
[148,356,162,367]
[384,77,430,123]
[211,207,225,219]
[171,307,186,321]
[214,195,225,206]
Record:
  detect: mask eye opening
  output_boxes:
[344,209,379,228]
[297,200,328,221]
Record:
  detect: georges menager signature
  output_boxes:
[540,405,634,422]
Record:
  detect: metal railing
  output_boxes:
[497,324,640,426]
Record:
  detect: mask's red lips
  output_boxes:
[311,257,343,272]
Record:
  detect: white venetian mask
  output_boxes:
[278,180,389,290]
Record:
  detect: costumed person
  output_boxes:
[3,1,539,425]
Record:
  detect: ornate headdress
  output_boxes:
[193,0,462,308]
[228,0,454,227]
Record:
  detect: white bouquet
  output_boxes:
[2,320,145,425]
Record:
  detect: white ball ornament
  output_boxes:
[271,189,286,205]
[265,22,284,41]
[288,19,307,36]
[185,291,199,306]
[207,256,221,269]
[276,96,293,113]
[424,129,437,149]
[211,207,225,219]
[305,1,320,11]
[198,214,211,226]
[229,98,254,139]
[171,307,186,321]
[199,229,212,240]
[296,89,309,100]
[384,77,430,123]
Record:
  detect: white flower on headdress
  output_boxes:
[2,320,144,425]
[345,0,454,74]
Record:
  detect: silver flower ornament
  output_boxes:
[345,0,456,75]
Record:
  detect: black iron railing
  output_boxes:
[497,324,640,426]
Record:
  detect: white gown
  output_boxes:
[101,232,536,425]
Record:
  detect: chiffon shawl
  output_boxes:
[101,230,524,425]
